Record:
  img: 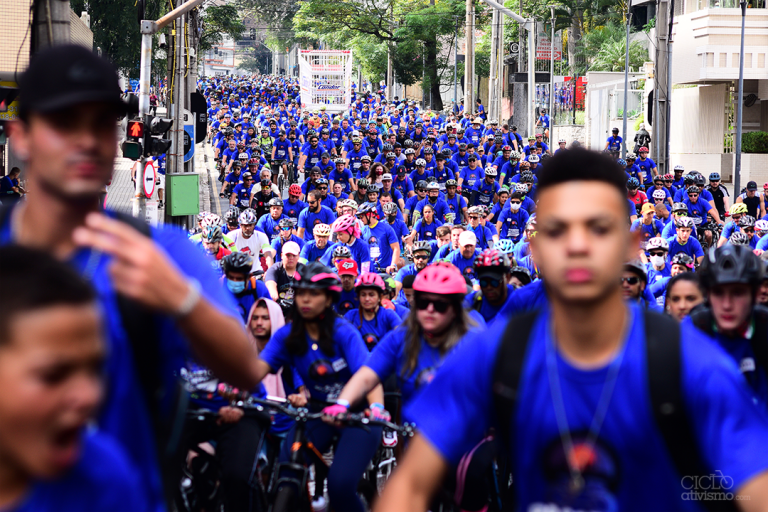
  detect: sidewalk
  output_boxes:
[107,141,212,222]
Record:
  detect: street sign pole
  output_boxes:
[134,0,205,221]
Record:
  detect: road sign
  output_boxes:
[184,125,194,162]
[143,160,156,198]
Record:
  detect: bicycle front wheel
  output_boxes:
[272,485,303,512]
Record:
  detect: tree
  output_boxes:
[71,0,166,76]
[575,21,646,73]
[198,5,246,53]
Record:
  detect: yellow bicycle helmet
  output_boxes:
[730,203,749,216]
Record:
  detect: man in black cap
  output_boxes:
[737,180,766,219]
[2,45,262,510]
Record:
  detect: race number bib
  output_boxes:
[508,227,519,239]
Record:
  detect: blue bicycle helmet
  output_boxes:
[627,177,640,189]
[617,159,626,167]
[709,172,721,181]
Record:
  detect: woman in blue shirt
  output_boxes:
[410,204,443,243]
[327,264,477,414]
[343,273,403,351]
[255,263,384,512]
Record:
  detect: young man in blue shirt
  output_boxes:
[4,45,262,512]
[378,148,768,512]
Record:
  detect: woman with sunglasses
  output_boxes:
[325,263,475,420]
[255,262,384,512]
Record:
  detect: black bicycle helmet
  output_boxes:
[627,177,640,189]
[292,262,342,298]
[671,253,694,269]
[221,252,254,275]
[509,266,532,286]
[699,244,763,290]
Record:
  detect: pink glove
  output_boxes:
[322,404,348,418]
[368,403,391,422]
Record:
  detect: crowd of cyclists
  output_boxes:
[168,73,768,511]
[4,45,768,512]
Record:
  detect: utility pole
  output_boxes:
[386,2,394,103]
[134,0,204,225]
[32,0,70,50]
[489,8,500,122]
[549,7,555,134]
[454,16,459,107]
[622,10,632,159]
[653,0,670,176]
[735,0,747,195]
[464,0,474,114]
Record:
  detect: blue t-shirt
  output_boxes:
[406,303,768,511]
[335,289,360,316]
[320,239,372,273]
[446,249,481,282]
[606,135,623,151]
[497,209,530,243]
[272,235,306,262]
[343,307,403,351]
[465,285,516,323]
[298,206,337,242]
[1,209,238,512]
[13,432,147,512]
[466,224,494,251]
[259,316,369,402]
[366,326,476,406]
[299,240,331,263]
[362,221,399,271]
[412,218,443,242]
[282,198,308,220]
[667,235,705,261]
[230,279,270,322]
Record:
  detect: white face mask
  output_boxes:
[650,255,665,268]
[509,202,521,211]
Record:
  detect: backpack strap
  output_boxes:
[644,309,737,512]
[491,310,540,454]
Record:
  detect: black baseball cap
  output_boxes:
[747,181,758,191]
[19,45,126,117]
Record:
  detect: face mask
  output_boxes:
[650,255,665,268]
[227,279,246,294]
[509,203,521,211]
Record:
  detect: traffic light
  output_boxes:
[144,116,173,156]
[121,118,143,160]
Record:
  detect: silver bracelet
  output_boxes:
[174,279,201,318]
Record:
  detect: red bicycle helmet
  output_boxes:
[638,146,649,153]
[289,184,302,196]
[474,249,511,272]
[354,272,386,293]
[413,264,467,296]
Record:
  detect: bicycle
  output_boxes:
[221,392,414,512]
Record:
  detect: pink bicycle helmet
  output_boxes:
[413,264,467,296]
[355,272,386,293]
[331,214,361,239]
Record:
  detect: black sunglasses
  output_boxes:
[648,251,666,257]
[415,297,451,313]
[621,276,640,285]
[479,276,502,288]
[413,254,429,260]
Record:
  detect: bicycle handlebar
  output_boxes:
[218,389,414,436]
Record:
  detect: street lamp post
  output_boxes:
[734,0,746,195]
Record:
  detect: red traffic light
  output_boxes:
[127,120,144,138]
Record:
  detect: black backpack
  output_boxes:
[0,206,187,508]
[492,309,738,512]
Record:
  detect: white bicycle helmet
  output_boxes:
[313,223,332,237]
[485,166,497,177]
[652,189,667,200]
[201,214,223,229]
[646,237,669,251]
[238,209,257,225]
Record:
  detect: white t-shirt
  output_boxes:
[229,228,272,270]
